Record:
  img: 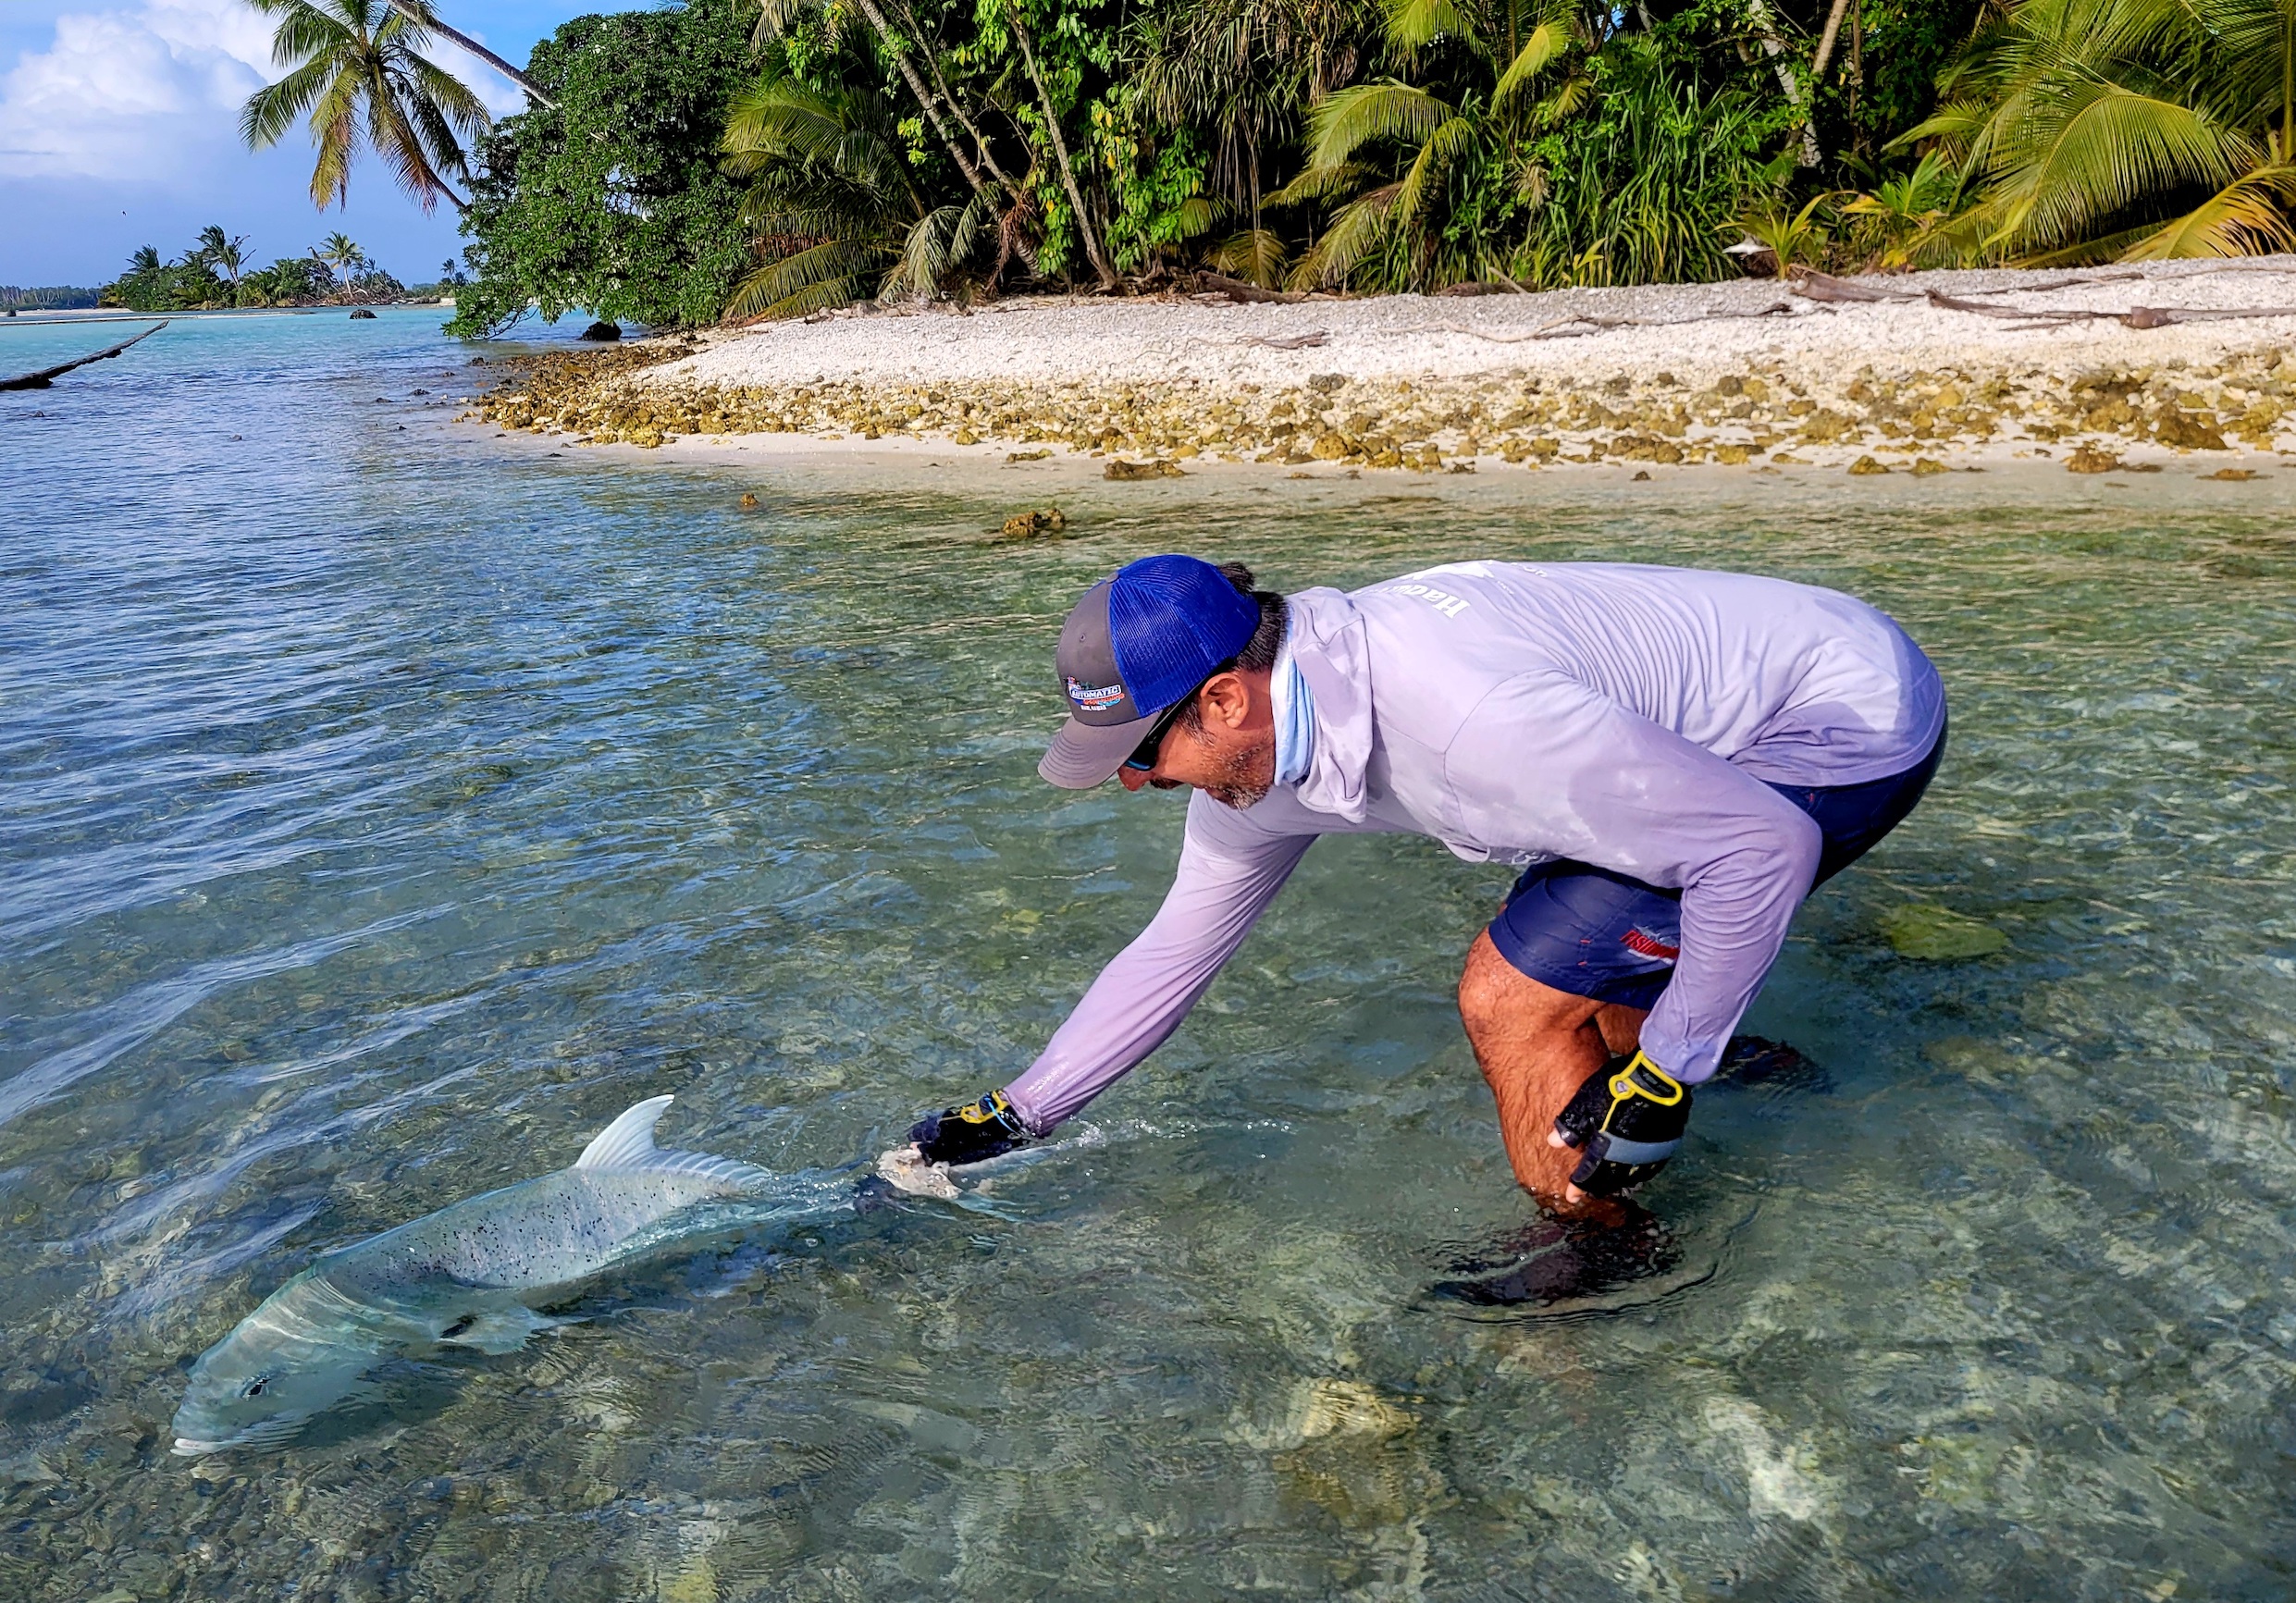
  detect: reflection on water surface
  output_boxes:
[3,311,2295,1599]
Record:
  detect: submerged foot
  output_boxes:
[1427,1204,1677,1309]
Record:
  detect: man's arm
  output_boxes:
[1002,795,1315,1131]
[1450,673,1824,1084]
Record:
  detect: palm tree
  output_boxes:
[314,231,366,284]
[1272,0,1581,289]
[1132,0,1382,281]
[721,68,1000,318]
[239,0,490,215]
[375,0,556,108]
[1842,150,1967,267]
[1907,0,2296,260]
[196,226,253,299]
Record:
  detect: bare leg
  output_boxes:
[1457,931,1649,1203]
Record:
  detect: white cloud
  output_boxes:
[0,0,525,183]
[0,0,274,178]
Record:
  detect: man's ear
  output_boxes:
[1198,671,1253,731]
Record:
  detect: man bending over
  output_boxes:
[906,555,1944,1207]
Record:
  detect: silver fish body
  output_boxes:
[172,1096,840,1455]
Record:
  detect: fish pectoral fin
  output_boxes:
[435,1304,572,1355]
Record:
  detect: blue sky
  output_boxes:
[0,0,576,286]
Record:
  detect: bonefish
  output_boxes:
[172,1096,849,1455]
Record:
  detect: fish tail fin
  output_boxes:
[575,1095,675,1170]
[574,1095,775,1191]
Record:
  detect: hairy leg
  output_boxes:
[1457,931,1649,1202]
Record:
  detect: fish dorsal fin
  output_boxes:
[576,1095,673,1171]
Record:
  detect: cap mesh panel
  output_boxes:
[1105,556,1261,713]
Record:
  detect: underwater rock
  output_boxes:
[2203,467,2262,481]
[1911,457,1950,475]
[998,507,1068,536]
[579,321,622,342]
[2065,445,2123,474]
[349,308,376,320]
[1881,903,2009,960]
[1847,455,1890,475]
[1104,459,1184,481]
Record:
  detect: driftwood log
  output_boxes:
[1192,272,1311,305]
[1,320,168,390]
[1401,302,1798,342]
[1790,268,2296,329]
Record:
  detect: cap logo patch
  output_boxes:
[1066,677,1126,713]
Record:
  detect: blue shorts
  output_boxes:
[1486,726,1946,1009]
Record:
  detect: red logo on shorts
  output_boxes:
[1622,928,1680,961]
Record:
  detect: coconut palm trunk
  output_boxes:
[379,0,557,108]
[893,0,1023,191]
[852,0,991,193]
[1007,6,1118,285]
[1809,0,1852,80]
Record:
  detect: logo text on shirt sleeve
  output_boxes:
[1386,582,1472,618]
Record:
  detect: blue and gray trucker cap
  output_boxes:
[1039,555,1261,788]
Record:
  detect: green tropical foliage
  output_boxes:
[448,0,757,334]
[98,230,397,309]
[239,0,490,213]
[430,0,2295,327]
[1906,0,2296,261]
[0,287,103,311]
[721,68,950,318]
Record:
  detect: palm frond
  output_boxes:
[1384,0,1470,53]
[241,56,338,147]
[1302,79,1453,169]
[1392,110,1480,235]
[724,238,891,320]
[881,191,996,302]
[2121,161,2296,255]
[1490,17,1574,121]
[1210,227,1290,286]
[1169,194,1232,238]
[1266,158,1380,206]
[1288,180,1401,287]
[1994,81,2253,251]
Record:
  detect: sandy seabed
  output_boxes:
[465,260,2296,484]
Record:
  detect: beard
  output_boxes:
[1154,729,1274,809]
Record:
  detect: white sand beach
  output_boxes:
[469,260,2296,476]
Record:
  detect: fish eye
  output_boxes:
[242,1377,269,1399]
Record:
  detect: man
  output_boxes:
[907,554,1944,1211]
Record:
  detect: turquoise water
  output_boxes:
[5,308,2296,1599]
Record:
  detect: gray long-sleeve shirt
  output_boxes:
[1005,561,1945,1132]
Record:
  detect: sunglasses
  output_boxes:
[1121,698,1190,772]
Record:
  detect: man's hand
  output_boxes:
[908,1090,1031,1166]
[1549,1052,1691,1198]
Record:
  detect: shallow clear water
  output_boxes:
[6,309,2296,1600]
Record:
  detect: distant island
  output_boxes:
[96,228,463,314]
[2,287,102,313]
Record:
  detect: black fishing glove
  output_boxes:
[1552,1051,1691,1196]
[908,1090,1031,1166]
